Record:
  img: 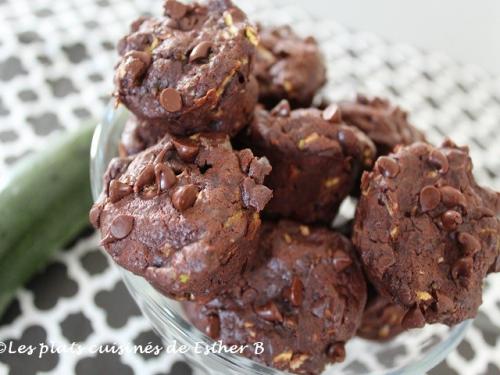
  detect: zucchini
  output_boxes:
[0,122,95,316]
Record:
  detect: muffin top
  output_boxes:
[91,132,273,301]
[114,0,258,134]
[353,140,500,327]
[254,25,326,108]
[240,101,375,223]
[184,220,367,374]
[339,95,426,156]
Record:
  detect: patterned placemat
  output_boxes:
[0,0,499,374]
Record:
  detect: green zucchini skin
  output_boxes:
[0,123,95,315]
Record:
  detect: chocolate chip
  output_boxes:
[109,215,134,239]
[326,343,345,362]
[189,41,212,62]
[238,149,254,173]
[399,288,413,306]
[451,257,473,287]
[89,204,102,228]
[154,144,173,164]
[134,164,155,193]
[172,184,198,211]
[420,185,441,212]
[357,94,370,105]
[373,252,396,279]
[270,99,291,117]
[435,291,454,312]
[164,0,187,19]
[248,157,272,184]
[130,16,148,32]
[332,250,353,272]
[441,210,463,231]
[255,302,283,322]
[159,88,182,112]
[289,277,303,307]
[240,288,257,304]
[457,233,481,255]
[440,186,466,208]
[373,97,389,108]
[206,314,220,339]
[172,138,199,162]
[428,149,449,174]
[283,315,298,330]
[322,104,342,123]
[105,158,130,182]
[116,50,153,89]
[226,7,246,23]
[154,163,177,191]
[444,149,468,169]
[360,173,370,193]
[441,139,458,148]
[377,156,400,178]
[109,180,132,203]
[304,36,316,44]
[311,298,329,318]
[337,128,357,154]
[241,178,273,211]
[127,50,151,67]
[179,15,197,31]
[402,306,425,329]
[117,59,146,87]
[142,188,158,200]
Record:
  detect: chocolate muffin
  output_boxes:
[339,95,426,156]
[353,140,500,327]
[184,221,367,375]
[90,133,273,301]
[114,0,258,136]
[358,291,406,341]
[255,25,326,109]
[240,100,376,224]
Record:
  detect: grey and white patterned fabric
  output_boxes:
[0,0,499,374]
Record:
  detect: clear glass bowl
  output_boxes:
[90,104,471,375]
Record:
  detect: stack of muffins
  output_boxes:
[90,1,500,374]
